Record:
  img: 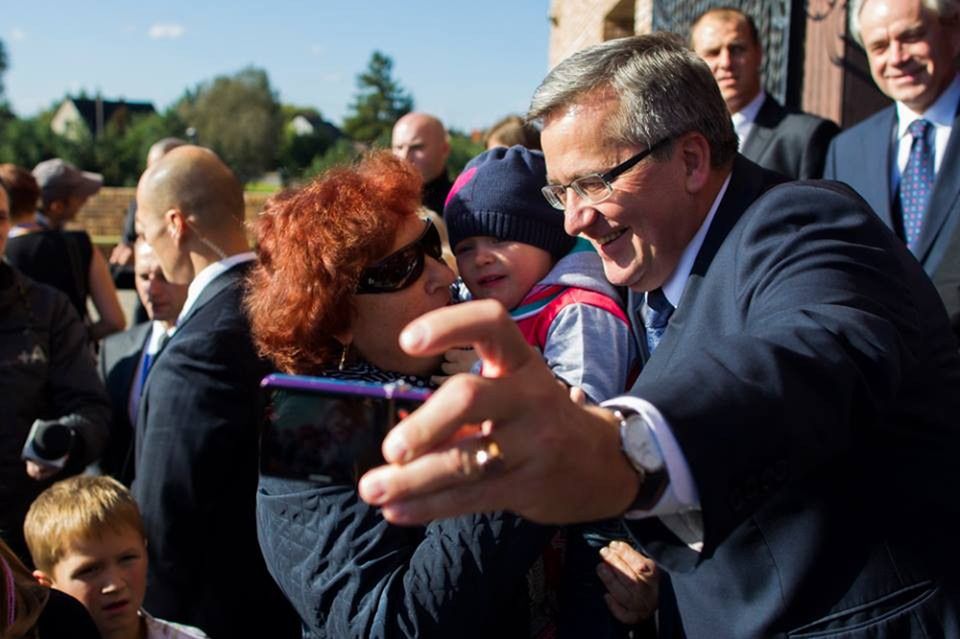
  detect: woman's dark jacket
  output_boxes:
[256,366,552,639]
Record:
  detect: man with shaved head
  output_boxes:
[132,145,298,637]
[392,111,453,214]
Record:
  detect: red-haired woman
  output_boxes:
[246,152,549,638]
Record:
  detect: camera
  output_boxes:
[21,419,75,469]
[259,374,431,485]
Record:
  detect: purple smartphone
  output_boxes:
[259,374,431,485]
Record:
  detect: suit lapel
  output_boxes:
[136,261,252,437]
[740,97,781,163]
[868,108,898,228]
[913,105,960,266]
[628,290,652,366]
[174,260,252,331]
[633,157,784,374]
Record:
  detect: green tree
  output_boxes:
[177,67,282,183]
[276,106,340,182]
[92,110,187,185]
[0,38,7,100]
[305,138,363,178]
[0,115,56,168]
[447,128,484,176]
[342,51,413,145]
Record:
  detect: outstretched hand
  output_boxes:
[358,300,639,525]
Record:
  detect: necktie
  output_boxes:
[640,288,675,354]
[139,331,171,393]
[900,118,934,249]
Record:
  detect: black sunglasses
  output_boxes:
[355,221,443,294]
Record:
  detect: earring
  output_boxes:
[338,343,350,371]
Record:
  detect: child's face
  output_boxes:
[44,527,147,639]
[454,236,554,310]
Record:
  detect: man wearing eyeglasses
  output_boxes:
[359,33,960,637]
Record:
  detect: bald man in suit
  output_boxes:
[133,146,298,637]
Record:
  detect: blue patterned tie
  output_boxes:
[900,119,934,249]
[641,288,675,354]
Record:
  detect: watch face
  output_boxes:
[623,414,665,473]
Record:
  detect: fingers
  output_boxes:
[604,593,637,625]
[568,385,588,406]
[609,540,657,581]
[399,300,538,377]
[597,541,659,623]
[25,460,59,481]
[375,468,521,525]
[361,432,513,508]
[381,347,557,464]
[440,347,478,375]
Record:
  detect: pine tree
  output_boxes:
[342,51,413,145]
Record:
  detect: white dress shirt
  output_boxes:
[891,74,960,193]
[128,320,175,425]
[604,174,732,551]
[731,90,767,149]
[172,251,257,334]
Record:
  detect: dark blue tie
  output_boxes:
[900,118,934,249]
[641,289,675,354]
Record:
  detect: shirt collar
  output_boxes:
[34,212,54,229]
[660,172,732,308]
[173,251,256,331]
[731,90,766,127]
[896,73,960,138]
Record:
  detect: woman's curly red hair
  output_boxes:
[245,151,422,374]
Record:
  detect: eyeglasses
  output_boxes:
[540,136,673,211]
[355,221,443,294]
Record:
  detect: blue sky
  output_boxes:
[2,1,551,133]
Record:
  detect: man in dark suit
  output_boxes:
[691,6,838,179]
[95,241,186,485]
[356,33,960,637]
[825,0,960,338]
[133,146,298,637]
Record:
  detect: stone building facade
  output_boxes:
[547,0,888,128]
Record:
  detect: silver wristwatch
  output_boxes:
[611,407,669,510]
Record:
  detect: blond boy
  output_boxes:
[23,475,208,639]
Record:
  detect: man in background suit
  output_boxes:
[357,33,960,637]
[825,0,960,338]
[133,146,298,637]
[95,241,186,485]
[691,6,839,179]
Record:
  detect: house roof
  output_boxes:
[67,97,156,134]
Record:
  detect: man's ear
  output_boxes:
[32,569,53,587]
[165,208,188,245]
[678,132,712,193]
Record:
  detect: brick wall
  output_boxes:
[548,0,653,68]
[69,187,273,248]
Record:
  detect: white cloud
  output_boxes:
[310,44,324,57]
[10,28,27,42]
[148,23,185,40]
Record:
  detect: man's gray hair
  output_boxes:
[527,32,738,167]
[848,0,960,46]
